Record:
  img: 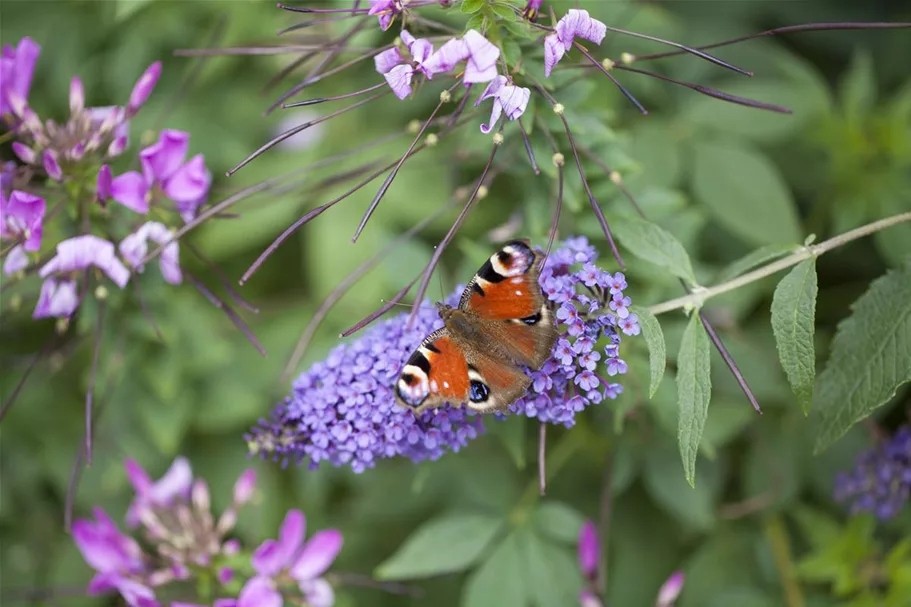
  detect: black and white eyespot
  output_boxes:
[396,351,432,408]
[490,242,535,278]
[466,366,491,404]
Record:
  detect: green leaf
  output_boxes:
[613,215,697,284]
[814,260,911,453]
[460,0,485,13]
[464,11,485,30]
[531,501,586,545]
[691,140,801,246]
[519,531,580,607]
[633,306,666,398]
[488,418,526,469]
[676,313,712,487]
[376,513,504,580]
[461,532,526,607]
[838,50,876,118]
[490,3,516,21]
[717,244,798,283]
[771,259,818,414]
[643,441,721,531]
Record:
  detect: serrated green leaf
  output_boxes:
[692,140,801,246]
[771,259,818,414]
[461,532,526,607]
[531,501,586,544]
[376,513,504,580]
[633,306,666,398]
[814,260,911,453]
[718,244,798,283]
[460,0,485,13]
[677,313,712,487]
[464,12,486,32]
[613,215,696,284]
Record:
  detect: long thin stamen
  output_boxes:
[534,84,625,268]
[601,24,752,76]
[281,82,386,108]
[228,90,388,176]
[634,21,911,61]
[341,270,423,338]
[277,3,371,14]
[184,241,259,313]
[283,205,450,380]
[353,88,455,242]
[132,278,165,342]
[574,43,647,115]
[85,298,105,465]
[543,161,564,268]
[616,65,792,113]
[266,20,375,112]
[174,44,376,56]
[241,114,476,284]
[0,339,56,423]
[576,142,641,212]
[278,15,354,35]
[517,118,540,175]
[408,128,503,327]
[699,312,762,414]
[188,272,266,356]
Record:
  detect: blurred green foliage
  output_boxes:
[1,1,910,606]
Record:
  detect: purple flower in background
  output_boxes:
[39,235,130,288]
[834,425,911,520]
[125,456,193,527]
[655,571,685,607]
[3,244,29,275]
[249,237,634,470]
[72,508,157,607]
[0,37,40,118]
[127,61,162,116]
[120,221,182,284]
[368,0,402,30]
[33,278,79,318]
[544,9,607,76]
[374,30,436,99]
[578,521,600,581]
[43,149,62,181]
[475,75,530,134]
[242,509,342,607]
[1,189,45,251]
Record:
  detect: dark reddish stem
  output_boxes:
[542,162,564,269]
[517,118,540,175]
[538,422,547,496]
[277,3,370,14]
[341,271,423,338]
[184,241,260,313]
[699,313,762,414]
[573,43,647,115]
[0,338,56,423]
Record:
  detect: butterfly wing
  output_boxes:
[459,240,558,369]
[461,350,532,413]
[395,329,470,413]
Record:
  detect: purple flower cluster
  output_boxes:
[247,237,637,471]
[0,37,212,322]
[72,457,343,607]
[509,236,637,426]
[834,425,911,520]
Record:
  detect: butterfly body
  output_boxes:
[395,240,558,414]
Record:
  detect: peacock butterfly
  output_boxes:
[395,240,558,413]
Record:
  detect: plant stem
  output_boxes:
[648,211,911,316]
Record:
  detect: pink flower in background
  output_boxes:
[124,456,193,527]
[1,189,45,251]
[33,278,79,318]
[655,571,685,607]
[423,29,500,83]
[0,37,40,118]
[119,221,182,285]
[39,235,130,288]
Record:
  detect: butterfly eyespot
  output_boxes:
[397,365,430,407]
[520,311,542,325]
[469,380,490,403]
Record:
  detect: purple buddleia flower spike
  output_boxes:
[834,425,911,520]
[248,237,634,469]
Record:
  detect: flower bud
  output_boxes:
[70,76,85,115]
[552,103,565,115]
[11,142,35,164]
[128,61,162,116]
[43,150,62,181]
[96,165,112,203]
[656,571,684,607]
[232,469,257,505]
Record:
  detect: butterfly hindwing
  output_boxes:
[460,240,558,368]
[461,350,531,413]
[395,329,470,413]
